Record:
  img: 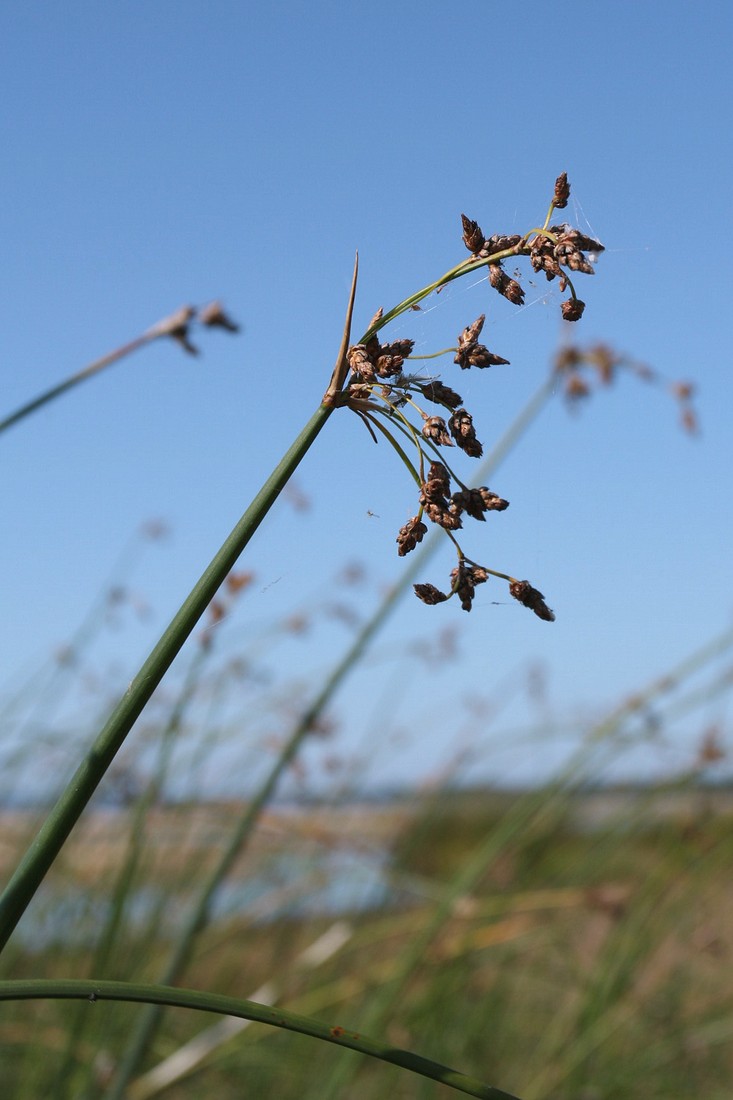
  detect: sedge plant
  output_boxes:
[0,174,609,1096]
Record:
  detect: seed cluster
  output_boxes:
[341,174,603,618]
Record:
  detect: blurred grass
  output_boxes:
[2,782,733,1098]
[1,532,732,1097]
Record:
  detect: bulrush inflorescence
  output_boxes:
[328,174,604,618]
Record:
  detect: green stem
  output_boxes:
[364,408,423,486]
[0,400,333,953]
[0,333,151,434]
[0,979,521,1100]
[111,375,558,1092]
[361,246,523,343]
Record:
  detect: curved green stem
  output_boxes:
[0,979,521,1100]
[361,246,523,344]
[363,409,423,486]
[0,401,334,953]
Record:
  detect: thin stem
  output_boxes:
[362,410,422,486]
[0,979,522,1100]
[361,245,524,344]
[0,307,199,435]
[108,374,558,1093]
[408,348,457,360]
[0,400,334,953]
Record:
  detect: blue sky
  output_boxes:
[1,2,732,794]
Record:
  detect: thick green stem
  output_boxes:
[0,401,333,953]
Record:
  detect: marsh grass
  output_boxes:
[0,175,727,1097]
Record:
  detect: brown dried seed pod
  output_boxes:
[421,415,453,446]
[531,251,563,280]
[450,562,489,612]
[564,373,591,400]
[478,487,509,511]
[383,338,415,358]
[367,306,384,331]
[484,233,523,253]
[397,516,428,557]
[421,500,462,530]
[454,315,508,369]
[461,214,485,254]
[198,301,240,332]
[420,381,463,409]
[414,583,449,606]
[561,298,586,322]
[347,344,375,379]
[451,487,508,521]
[467,345,510,369]
[488,263,525,306]
[374,353,405,378]
[553,172,571,209]
[553,228,605,254]
[509,579,555,622]
[448,409,483,458]
[423,460,451,499]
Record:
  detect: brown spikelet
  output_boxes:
[420,381,463,409]
[198,301,240,332]
[414,583,449,606]
[461,214,485,254]
[397,516,428,556]
[509,580,555,622]
[561,298,586,322]
[553,172,570,209]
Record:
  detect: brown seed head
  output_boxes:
[450,561,490,611]
[397,515,428,556]
[483,233,523,255]
[553,172,571,209]
[422,415,453,446]
[454,313,510,370]
[451,487,509,521]
[347,344,375,380]
[556,228,604,255]
[414,583,449,606]
[509,580,555,622]
[374,353,405,378]
[423,461,451,499]
[448,408,483,458]
[564,373,591,400]
[561,298,586,322]
[420,381,463,409]
[488,263,525,306]
[158,305,199,355]
[198,301,240,332]
[461,214,485,254]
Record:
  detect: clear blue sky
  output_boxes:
[2,2,732,795]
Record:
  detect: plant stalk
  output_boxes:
[0,400,333,953]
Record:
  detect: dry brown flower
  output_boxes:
[448,408,483,457]
[509,580,555,622]
[454,314,510,370]
[198,301,240,332]
[553,172,570,208]
[422,415,453,446]
[451,487,509,521]
[461,214,485,254]
[483,233,523,255]
[450,561,489,611]
[414,582,449,605]
[420,381,463,409]
[159,305,199,355]
[397,515,428,556]
[347,344,375,381]
[488,263,525,306]
[561,298,586,322]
